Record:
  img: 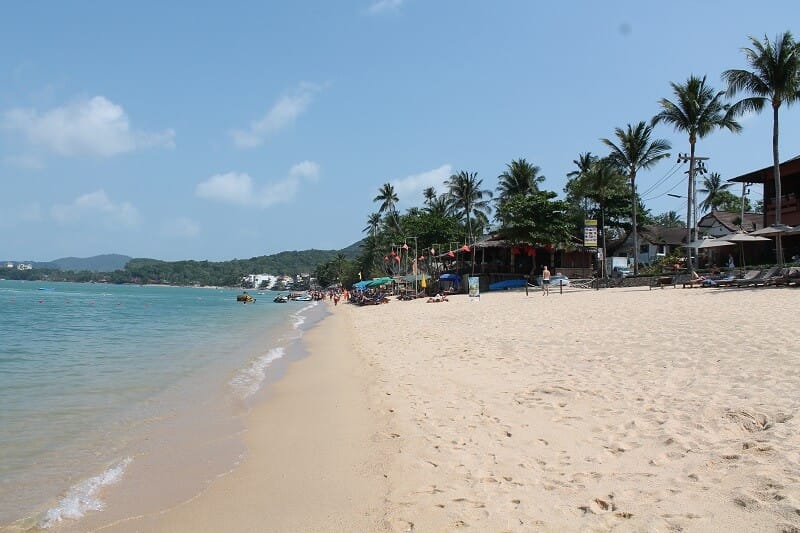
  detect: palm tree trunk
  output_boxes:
[687,143,696,274]
[631,172,638,275]
[773,104,784,266]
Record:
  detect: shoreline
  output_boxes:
[2,293,326,533]
[90,302,391,532]
[34,286,800,531]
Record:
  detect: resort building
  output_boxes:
[728,155,800,227]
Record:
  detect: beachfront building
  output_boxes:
[728,155,800,227]
[613,225,687,267]
[696,210,762,236]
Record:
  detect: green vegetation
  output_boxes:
[2,248,360,286]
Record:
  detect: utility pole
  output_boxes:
[676,153,709,271]
[740,182,750,228]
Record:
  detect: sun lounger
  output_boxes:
[650,275,676,290]
[734,267,780,287]
[715,270,760,287]
[682,278,705,288]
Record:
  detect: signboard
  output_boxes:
[468,276,480,300]
[584,220,598,248]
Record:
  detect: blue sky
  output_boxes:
[1,1,798,261]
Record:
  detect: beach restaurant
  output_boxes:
[431,237,594,291]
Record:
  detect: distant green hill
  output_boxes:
[3,242,365,285]
[48,254,133,272]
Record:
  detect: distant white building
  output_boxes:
[5,262,13,269]
[244,274,277,289]
[17,263,32,270]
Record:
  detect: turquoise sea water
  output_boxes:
[0,280,323,529]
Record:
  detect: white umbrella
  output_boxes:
[719,230,770,270]
[750,224,795,236]
[685,236,735,249]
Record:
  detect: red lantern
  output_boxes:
[383,256,389,262]
[447,250,455,258]
[402,243,409,250]
[394,255,401,262]
[461,244,470,252]
[511,245,520,255]
[418,255,425,261]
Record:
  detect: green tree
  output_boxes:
[723,31,800,264]
[715,190,751,213]
[698,172,732,212]
[652,74,741,271]
[363,212,382,238]
[495,159,545,206]
[445,171,493,242]
[652,211,685,228]
[422,187,437,205]
[601,122,671,274]
[577,158,628,276]
[495,190,571,275]
[373,182,400,231]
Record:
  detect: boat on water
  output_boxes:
[236,292,256,303]
[293,293,312,302]
[273,294,288,303]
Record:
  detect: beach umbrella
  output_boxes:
[719,230,770,270]
[685,236,734,249]
[749,224,796,266]
[749,224,795,236]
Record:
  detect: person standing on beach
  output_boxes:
[542,265,551,296]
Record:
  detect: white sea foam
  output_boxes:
[291,301,317,329]
[230,347,285,399]
[39,457,132,529]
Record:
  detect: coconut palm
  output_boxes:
[423,187,437,206]
[373,182,400,231]
[601,122,671,274]
[363,212,382,237]
[653,211,684,228]
[580,158,627,278]
[495,159,545,205]
[445,171,493,242]
[698,172,732,212]
[652,75,741,272]
[723,31,800,265]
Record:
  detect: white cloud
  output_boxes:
[368,0,404,14]
[230,83,322,148]
[161,217,201,238]
[3,96,175,158]
[391,164,452,201]
[195,161,321,208]
[51,190,140,227]
[289,160,320,181]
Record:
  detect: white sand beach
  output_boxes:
[94,286,800,532]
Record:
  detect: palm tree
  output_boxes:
[565,152,599,215]
[653,210,684,228]
[373,182,400,231]
[698,172,732,212]
[652,74,741,272]
[723,31,800,265]
[581,158,627,278]
[601,122,671,274]
[363,212,382,237]
[423,187,437,206]
[495,159,545,205]
[445,171,493,242]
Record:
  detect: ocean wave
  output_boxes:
[229,347,285,399]
[39,457,132,528]
[291,301,317,329]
